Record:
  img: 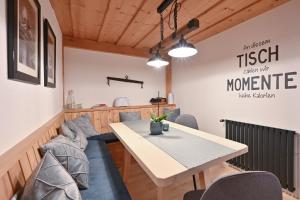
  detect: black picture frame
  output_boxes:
[43,19,56,88]
[7,0,41,84]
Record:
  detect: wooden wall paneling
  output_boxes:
[53,127,58,137]
[8,162,25,193]
[32,143,41,163]
[64,113,73,121]
[141,108,152,120]
[47,130,52,140]
[64,105,176,134]
[41,135,48,145]
[109,109,120,123]
[166,60,172,97]
[19,155,32,181]
[0,173,13,200]
[0,112,64,199]
[99,110,110,133]
[72,112,80,119]
[93,110,102,132]
[45,131,51,141]
[26,148,38,171]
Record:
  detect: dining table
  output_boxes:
[109,120,248,200]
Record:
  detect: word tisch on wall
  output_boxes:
[227,45,297,92]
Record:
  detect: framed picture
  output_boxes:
[7,0,41,84]
[43,19,56,88]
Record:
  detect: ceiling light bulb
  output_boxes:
[146,52,169,68]
[168,36,198,58]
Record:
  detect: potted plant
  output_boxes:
[150,113,167,135]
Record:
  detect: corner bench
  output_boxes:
[80,134,131,200]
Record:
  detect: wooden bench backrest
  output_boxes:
[0,112,64,200]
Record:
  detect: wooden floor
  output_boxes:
[107,142,297,200]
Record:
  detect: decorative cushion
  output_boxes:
[21,151,82,200]
[66,120,88,150]
[72,115,99,137]
[119,111,141,122]
[59,123,76,140]
[41,135,89,189]
[163,108,180,122]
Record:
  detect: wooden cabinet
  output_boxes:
[65,104,176,133]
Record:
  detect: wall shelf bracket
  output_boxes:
[107,75,144,88]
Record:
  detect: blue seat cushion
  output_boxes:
[87,133,119,144]
[81,140,131,200]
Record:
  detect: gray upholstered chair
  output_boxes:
[175,114,199,130]
[119,111,141,122]
[183,171,282,200]
[163,108,180,122]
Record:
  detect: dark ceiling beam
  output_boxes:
[150,18,199,53]
[132,0,188,48]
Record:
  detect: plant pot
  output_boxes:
[150,121,163,135]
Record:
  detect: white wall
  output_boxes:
[173,0,300,196]
[0,0,63,155]
[64,47,165,108]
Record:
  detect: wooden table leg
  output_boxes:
[199,171,206,189]
[157,186,164,200]
[123,149,131,183]
[199,168,213,189]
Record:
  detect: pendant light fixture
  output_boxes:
[147,0,199,66]
[147,51,169,68]
[168,35,198,58]
[167,0,197,58]
[147,13,169,68]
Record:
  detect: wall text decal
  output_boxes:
[227,39,297,99]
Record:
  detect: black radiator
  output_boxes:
[224,120,295,192]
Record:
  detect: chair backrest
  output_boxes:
[200,171,282,200]
[175,114,199,130]
[163,108,180,122]
[119,111,141,122]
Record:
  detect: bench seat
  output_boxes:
[87,133,119,144]
[80,139,131,200]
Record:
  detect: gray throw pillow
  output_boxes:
[119,111,141,122]
[72,115,99,137]
[66,120,88,150]
[21,151,82,200]
[41,135,89,189]
[59,123,76,140]
[163,108,180,122]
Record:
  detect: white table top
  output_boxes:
[110,120,248,187]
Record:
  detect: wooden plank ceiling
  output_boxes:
[50,0,289,58]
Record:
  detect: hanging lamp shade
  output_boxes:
[146,52,169,68]
[168,36,198,58]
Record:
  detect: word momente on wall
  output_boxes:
[227,39,297,99]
